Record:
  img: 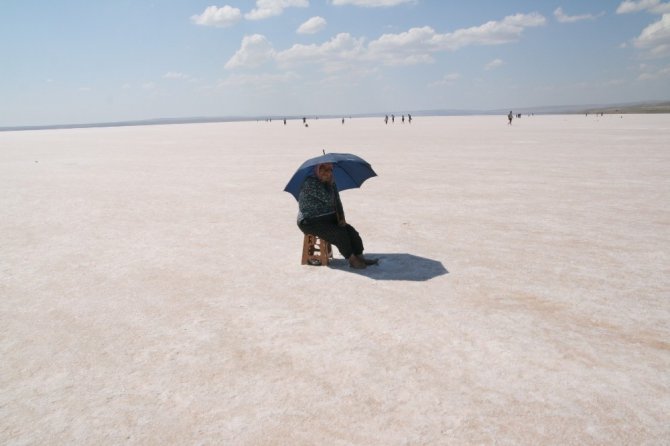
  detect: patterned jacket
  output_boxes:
[297,176,345,224]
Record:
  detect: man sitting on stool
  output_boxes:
[296,163,377,269]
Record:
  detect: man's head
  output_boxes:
[315,163,333,183]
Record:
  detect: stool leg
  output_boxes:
[301,234,311,265]
[318,237,329,266]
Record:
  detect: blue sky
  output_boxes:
[2,0,670,126]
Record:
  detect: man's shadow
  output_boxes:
[328,253,448,281]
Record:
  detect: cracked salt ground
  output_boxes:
[1,115,668,444]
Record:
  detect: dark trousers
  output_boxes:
[298,214,364,259]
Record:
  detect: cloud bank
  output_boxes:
[617,1,670,56]
[331,0,416,7]
[225,12,546,70]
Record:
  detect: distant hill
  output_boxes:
[0,116,254,132]
[414,100,670,116]
[580,101,670,114]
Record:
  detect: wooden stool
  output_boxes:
[301,234,333,266]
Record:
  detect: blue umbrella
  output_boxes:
[284,152,377,200]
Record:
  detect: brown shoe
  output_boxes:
[349,255,367,269]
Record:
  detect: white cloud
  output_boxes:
[245,0,309,21]
[637,64,670,79]
[601,78,626,87]
[142,82,156,90]
[616,0,670,14]
[553,7,604,23]
[331,0,415,7]
[485,58,504,70]
[219,72,299,88]
[633,13,670,56]
[225,34,276,69]
[297,16,327,34]
[163,72,190,80]
[367,26,437,65]
[637,72,655,79]
[318,65,379,81]
[275,33,366,68]
[617,0,657,13]
[430,73,461,87]
[430,13,546,50]
[191,5,242,27]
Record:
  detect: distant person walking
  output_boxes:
[391,114,395,123]
[508,111,513,125]
[384,115,388,124]
[408,113,412,124]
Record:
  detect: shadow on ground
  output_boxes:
[328,253,448,281]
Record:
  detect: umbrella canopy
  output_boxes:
[284,152,377,200]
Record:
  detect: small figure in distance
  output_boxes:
[296,163,377,269]
[508,110,513,125]
[384,115,388,124]
[402,115,405,123]
[408,113,412,124]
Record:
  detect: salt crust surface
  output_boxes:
[1,115,669,444]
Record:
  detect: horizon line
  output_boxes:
[2,99,669,132]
